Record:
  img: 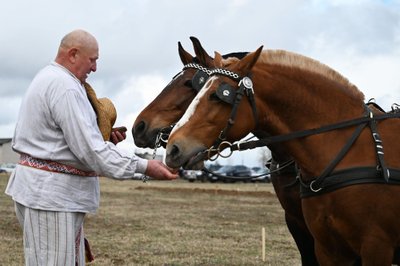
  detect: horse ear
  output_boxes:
[190,36,214,67]
[178,41,194,65]
[237,46,264,74]
[214,51,223,67]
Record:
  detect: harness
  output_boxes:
[199,67,400,197]
[152,63,211,155]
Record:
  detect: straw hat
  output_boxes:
[84,82,117,141]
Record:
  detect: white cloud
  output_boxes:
[299,33,400,109]
[0,97,22,129]
[112,74,169,123]
[1,0,400,167]
[108,74,170,157]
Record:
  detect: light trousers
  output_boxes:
[15,202,86,266]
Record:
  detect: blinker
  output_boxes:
[192,70,209,92]
[216,83,236,105]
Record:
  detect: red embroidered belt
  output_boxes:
[19,154,97,177]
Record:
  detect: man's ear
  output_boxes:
[68,48,78,63]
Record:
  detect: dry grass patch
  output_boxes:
[0,174,300,265]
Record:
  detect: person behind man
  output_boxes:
[5,29,178,265]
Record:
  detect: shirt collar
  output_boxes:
[50,61,82,85]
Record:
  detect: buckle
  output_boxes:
[239,77,254,95]
[372,133,382,143]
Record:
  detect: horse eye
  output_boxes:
[209,92,220,102]
[184,80,192,88]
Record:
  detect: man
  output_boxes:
[5,29,178,265]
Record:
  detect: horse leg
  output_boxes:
[285,213,319,266]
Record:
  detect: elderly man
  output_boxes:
[5,29,178,265]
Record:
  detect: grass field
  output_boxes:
[0,173,301,265]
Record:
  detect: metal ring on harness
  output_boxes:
[159,132,169,143]
[217,141,233,158]
[208,147,219,161]
[310,180,322,193]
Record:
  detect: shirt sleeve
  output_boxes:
[51,88,148,179]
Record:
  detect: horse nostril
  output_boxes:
[170,144,180,159]
[133,120,146,138]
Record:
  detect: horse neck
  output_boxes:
[253,64,366,177]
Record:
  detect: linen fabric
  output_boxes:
[6,62,147,213]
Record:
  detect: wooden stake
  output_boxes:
[262,227,266,262]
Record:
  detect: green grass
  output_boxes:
[0,174,301,265]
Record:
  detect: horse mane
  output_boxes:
[222,49,364,101]
[258,50,365,101]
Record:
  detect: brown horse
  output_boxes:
[133,38,319,265]
[165,47,400,265]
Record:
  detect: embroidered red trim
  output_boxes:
[19,154,97,177]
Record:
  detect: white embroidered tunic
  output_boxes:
[6,62,147,213]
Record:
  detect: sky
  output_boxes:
[1,0,399,167]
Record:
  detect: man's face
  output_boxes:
[74,44,99,82]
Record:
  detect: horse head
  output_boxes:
[132,37,213,148]
[165,47,264,169]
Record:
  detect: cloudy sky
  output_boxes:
[1,0,399,167]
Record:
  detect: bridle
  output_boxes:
[154,65,260,163]
[204,68,259,160]
[152,63,211,158]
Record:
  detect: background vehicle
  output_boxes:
[250,166,271,182]
[180,169,203,182]
[211,165,252,182]
[199,163,222,182]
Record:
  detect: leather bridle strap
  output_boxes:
[242,76,259,128]
[230,110,400,152]
[210,74,259,150]
[215,80,246,144]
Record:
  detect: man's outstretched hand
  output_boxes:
[145,160,179,180]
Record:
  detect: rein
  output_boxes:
[199,68,400,160]
[195,108,400,175]
[229,110,400,153]
[201,159,294,182]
